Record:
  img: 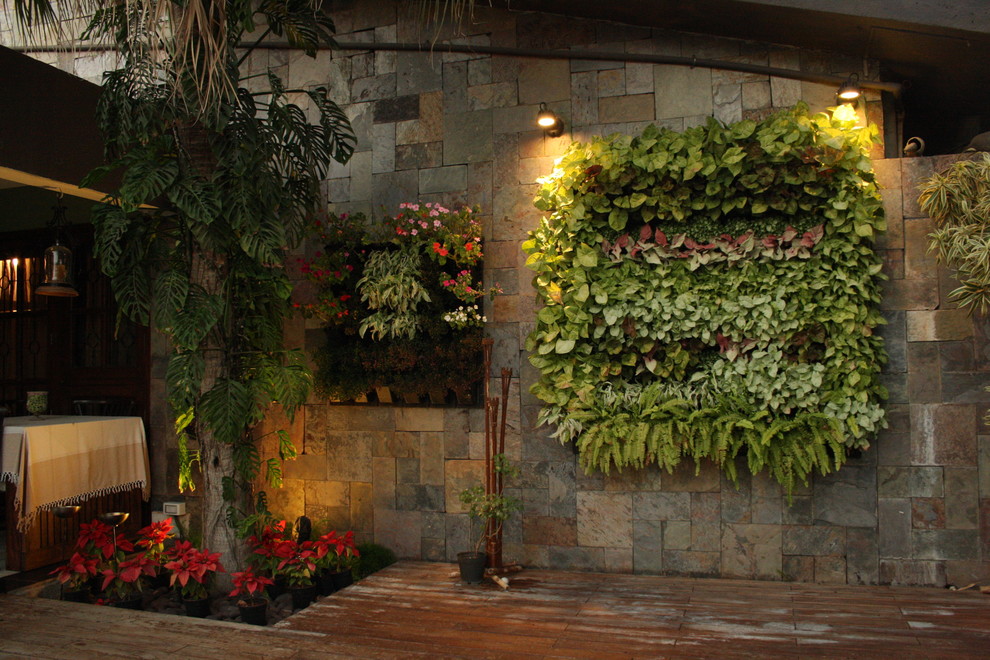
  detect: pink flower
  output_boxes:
[411,229,418,235]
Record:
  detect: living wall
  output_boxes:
[524,104,887,490]
[301,204,495,403]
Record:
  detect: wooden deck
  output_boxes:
[0,561,987,658]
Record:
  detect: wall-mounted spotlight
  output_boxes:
[836,73,862,105]
[536,102,564,138]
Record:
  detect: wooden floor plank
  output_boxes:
[1,561,988,658]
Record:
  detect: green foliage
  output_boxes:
[458,455,522,553]
[302,207,494,402]
[354,542,398,579]
[83,1,355,523]
[919,153,990,314]
[524,105,887,491]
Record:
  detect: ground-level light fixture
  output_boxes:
[36,192,79,298]
[836,73,862,105]
[537,102,564,137]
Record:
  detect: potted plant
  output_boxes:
[228,567,274,626]
[50,550,99,602]
[163,540,225,617]
[274,538,318,610]
[457,454,521,584]
[313,530,360,595]
[247,520,290,599]
[99,553,157,609]
[134,517,174,588]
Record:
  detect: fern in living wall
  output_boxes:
[524,104,887,491]
[80,0,355,566]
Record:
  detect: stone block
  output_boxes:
[421,537,446,562]
[597,68,625,97]
[602,467,663,492]
[713,83,742,125]
[632,492,691,521]
[846,527,879,585]
[906,309,974,342]
[518,58,570,104]
[903,218,937,280]
[348,150,373,202]
[304,480,349,509]
[373,431,419,458]
[396,52,443,95]
[941,372,990,404]
[396,457,420,485]
[911,529,980,560]
[396,484,445,512]
[352,73,396,102]
[548,546,605,572]
[878,466,944,498]
[877,195,904,251]
[372,457,396,509]
[980,438,990,498]
[467,82,517,110]
[879,559,946,586]
[911,404,978,467]
[523,515,577,546]
[350,481,374,533]
[599,94,655,124]
[814,556,847,584]
[781,495,813,525]
[443,60,468,113]
[605,548,634,573]
[443,110,493,164]
[443,408,471,459]
[468,58,491,86]
[741,80,771,110]
[900,157,936,219]
[395,407,445,432]
[663,520,691,551]
[494,103,554,134]
[721,523,782,580]
[878,497,912,558]
[664,460,720,492]
[373,95,420,123]
[371,122,395,174]
[633,519,664,574]
[691,492,721,522]
[944,560,989,588]
[626,62,654,96]
[944,468,979,529]
[912,497,946,529]
[374,509,423,559]
[939,340,975,373]
[782,525,845,556]
[420,432,445,486]
[661,550,720,577]
[421,511,445,540]
[577,491,633,548]
[878,310,906,373]
[655,64,713,119]
[781,555,814,582]
[720,468,752,524]
[691,522,721,552]
[812,465,878,527]
[906,343,941,403]
[880,278,939,311]
[419,165,468,194]
[395,141,443,170]
[571,71,599,127]
[444,459,484,513]
[283,453,327,481]
[521,487,549,516]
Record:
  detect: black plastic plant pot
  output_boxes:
[457,551,487,584]
[238,598,268,626]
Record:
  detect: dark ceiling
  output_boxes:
[501,0,990,153]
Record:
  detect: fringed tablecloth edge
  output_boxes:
[15,479,148,533]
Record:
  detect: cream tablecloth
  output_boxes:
[1,415,150,532]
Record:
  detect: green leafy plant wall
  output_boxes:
[523,104,887,491]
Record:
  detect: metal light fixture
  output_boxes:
[836,74,862,105]
[536,102,564,137]
[36,193,79,298]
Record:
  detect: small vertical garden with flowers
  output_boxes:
[298,203,498,403]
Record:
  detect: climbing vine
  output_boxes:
[524,104,887,491]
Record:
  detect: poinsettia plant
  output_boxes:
[100,553,157,601]
[273,539,318,588]
[229,567,274,606]
[50,551,100,592]
[315,530,360,573]
[163,540,225,601]
[246,520,289,579]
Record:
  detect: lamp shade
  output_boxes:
[36,240,78,297]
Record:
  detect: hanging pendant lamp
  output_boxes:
[36,193,79,298]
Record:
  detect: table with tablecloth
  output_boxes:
[1,415,150,533]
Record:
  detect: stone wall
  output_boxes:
[260,2,990,588]
[14,0,987,586]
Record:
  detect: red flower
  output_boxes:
[464,242,474,252]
